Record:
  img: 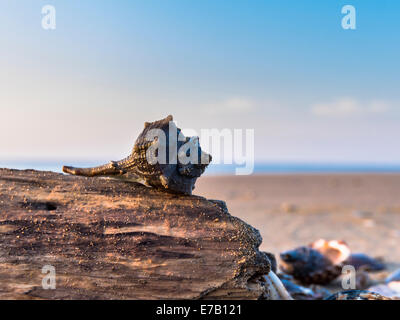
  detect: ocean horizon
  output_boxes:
[1,161,400,175]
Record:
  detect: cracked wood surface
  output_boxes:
[0,169,271,299]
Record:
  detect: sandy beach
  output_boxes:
[195,174,400,276]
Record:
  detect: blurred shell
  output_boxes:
[310,239,350,265]
[280,278,331,300]
[280,245,342,285]
[343,253,385,272]
[325,290,392,300]
[354,270,372,290]
[280,278,315,300]
[386,268,400,283]
[279,239,354,285]
[368,283,400,299]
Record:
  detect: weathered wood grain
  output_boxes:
[0,169,272,299]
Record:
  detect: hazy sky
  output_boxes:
[1,0,399,164]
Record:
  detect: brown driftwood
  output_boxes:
[0,168,272,299]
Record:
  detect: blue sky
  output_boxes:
[0,1,399,164]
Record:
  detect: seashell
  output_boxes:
[309,284,333,300]
[280,239,353,285]
[385,268,400,283]
[325,290,392,300]
[370,268,400,299]
[367,283,400,299]
[278,273,332,300]
[354,270,372,290]
[309,239,351,265]
[279,245,342,285]
[63,115,212,195]
[280,238,388,286]
[280,278,315,300]
[343,253,385,272]
[263,271,293,300]
[310,239,385,271]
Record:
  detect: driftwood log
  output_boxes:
[0,169,272,299]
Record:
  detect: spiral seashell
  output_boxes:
[63,115,211,195]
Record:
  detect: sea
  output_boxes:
[1,160,400,175]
